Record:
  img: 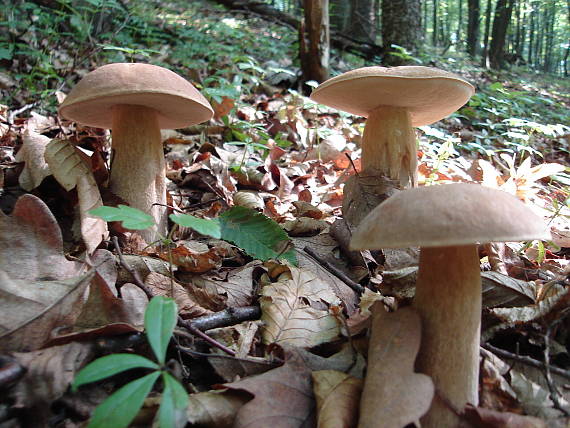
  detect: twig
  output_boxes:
[481,343,570,381]
[112,236,154,299]
[345,153,359,176]
[544,325,570,415]
[184,306,261,332]
[177,318,236,357]
[303,246,364,294]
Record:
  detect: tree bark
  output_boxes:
[299,0,330,87]
[467,0,480,57]
[489,0,515,69]
[348,0,376,43]
[381,0,422,65]
[480,0,493,67]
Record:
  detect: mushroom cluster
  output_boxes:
[59,63,214,242]
[310,66,474,224]
[350,183,550,427]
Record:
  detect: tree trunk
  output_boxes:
[489,0,515,69]
[348,0,376,43]
[381,0,422,65]
[299,0,330,89]
[467,0,480,57]
[481,0,493,67]
[330,0,350,33]
[456,0,464,50]
[432,0,439,45]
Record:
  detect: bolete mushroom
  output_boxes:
[310,66,474,224]
[59,63,213,242]
[350,183,550,427]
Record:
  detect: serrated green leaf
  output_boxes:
[88,371,160,428]
[145,296,177,365]
[219,206,297,265]
[89,205,155,230]
[157,373,189,428]
[169,214,221,238]
[73,354,159,391]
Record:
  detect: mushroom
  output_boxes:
[310,66,474,224]
[59,63,213,242]
[350,183,550,427]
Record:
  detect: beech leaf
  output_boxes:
[312,370,363,428]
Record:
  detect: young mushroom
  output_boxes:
[310,66,474,224]
[59,63,214,242]
[350,183,550,427]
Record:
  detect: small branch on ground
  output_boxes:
[303,246,364,295]
[112,236,154,299]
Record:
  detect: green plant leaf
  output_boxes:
[145,296,177,365]
[89,205,155,230]
[169,214,222,239]
[88,371,161,428]
[157,372,189,428]
[73,354,159,391]
[219,206,297,265]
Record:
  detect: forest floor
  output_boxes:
[0,0,569,427]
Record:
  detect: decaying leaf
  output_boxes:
[145,272,211,319]
[464,404,547,428]
[312,370,363,428]
[481,271,536,308]
[14,129,51,191]
[159,241,227,273]
[260,266,341,348]
[44,138,108,253]
[225,351,316,428]
[358,305,434,428]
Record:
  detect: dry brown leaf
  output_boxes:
[186,389,250,428]
[0,194,82,281]
[213,96,235,120]
[260,266,341,347]
[11,342,94,415]
[358,305,434,428]
[225,351,316,428]
[116,254,174,285]
[464,404,547,428]
[44,138,108,253]
[233,190,265,210]
[159,241,227,273]
[14,129,51,190]
[0,269,95,352]
[282,217,328,236]
[481,271,536,308]
[312,370,363,428]
[144,272,211,319]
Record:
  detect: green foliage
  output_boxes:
[72,296,187,428]
[89,205,155,230]
[171,206,297,265]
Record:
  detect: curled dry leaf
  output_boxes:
[233,190,265,211]
[159,241,227,273]
[14,129,51,191]
[144,272,211,319]
[44,138,108,253]
[260,266,341,348]
[312,370,363,428]
[358,305,434,428]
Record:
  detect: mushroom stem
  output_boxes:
[361,106,418,187]
[110,104,166,242]
[413,245,481,428]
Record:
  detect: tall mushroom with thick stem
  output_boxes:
[59,63,213,243]
[350,183,550,427]
[310,66,474,224]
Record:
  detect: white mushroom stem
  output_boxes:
[413,245,481,428]
[110,104,167,243]
[361,105,418,187]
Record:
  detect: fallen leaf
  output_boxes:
[14,129,51,191]
[481,271,536,308]
[260,266,341,347]
[358,305,434,428]
[463,404,547,428]
[186,389,250,428]
[44,138,108,253]
[160,241,227,273]
[312,370,363,428]
[224,351,316,428]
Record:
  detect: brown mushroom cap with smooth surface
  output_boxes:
[59,63,213,242]
[310,66,474,188]
[350,183,550,428]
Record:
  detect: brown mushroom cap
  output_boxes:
[350,183,550,249]
[310,66,475,126]
[59,63,213,129]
